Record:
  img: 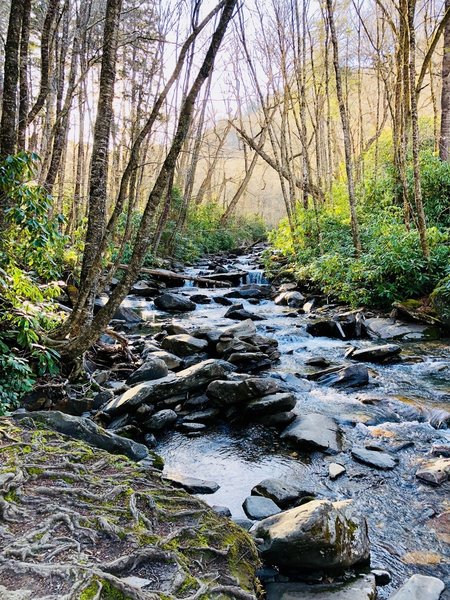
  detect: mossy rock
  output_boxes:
[0,417,260,599]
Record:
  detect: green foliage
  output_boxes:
[431,274,450,325]
[0,153,65,414]
[268,205,450,308]
[1,151,67,279]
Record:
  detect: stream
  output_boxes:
[121,250,450,599]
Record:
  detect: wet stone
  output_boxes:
[243,496,281,520]
[244,392,296,417]
[265,574,376,600]
[126,356,169,385]
[317,364,369,388]
[154,293,196,312]
[329,462,346,480]
[347,343,401,363]
[281,414,341,454]
[251,478,314,509]
[416,458,450,485]
[161,334,208,357]
[163,474,220,494]
[143,409,178,431]
[351,446,398,470]
[389,574,445,600]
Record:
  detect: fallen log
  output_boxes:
[117,264,231,288]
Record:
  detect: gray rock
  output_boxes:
[389,574,445,600]
[144,433,157,448]
[281,414,341,454]
[228,352,272,372]
[163,474,220,494]
[252,478,313,509]
[212,505,232,517]
[305,356,331,367]
[243,496,281,520]
[183,408,219,423]
[127,356,169,385]
[318,364,369,388]
[224,303,266,321]
[220,319,257,339]
[255,411,296,428]
[348,344,401,363]
[105,359,234,415]
[251,499,369,573]
[165,323,190,335]
[416,458,450,485]
[265,574,376,599]
[190,294,211,304]
[365,317,436,341]
[0,585,33,600]
[154,293,196,312]
[244,393,296,417]
[329,462,346,480]
[275,291,305,308]
[351,446,398,470]
[146,350,183,370]
[233,518,254,531]
[130,280,158,297]
[161,334,208,357]
[14,411,148,462]
[177,422,206,433]
[207,377,281,406]
[143,409,177,431]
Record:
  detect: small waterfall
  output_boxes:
[245,269,267,285]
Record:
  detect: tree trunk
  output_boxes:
[326,0,361,256]
[440,0,450,160]
[0,0,25,158]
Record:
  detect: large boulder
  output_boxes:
[14,411,148,462]
[161,334,208,357]
[281,414,341,454]
[154,293,196,312]
[243,496,281,520]
[365,317,437,341]
[250,499,369,573]
[105,359,235,415]
[207,377,281,406]
[127,356,169,385]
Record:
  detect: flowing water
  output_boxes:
[123,253,450,598]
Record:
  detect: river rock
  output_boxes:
[220,319,257,339]
[306,315,362,339]
[347,344,401,362]
[161,334,208,357]
[243,496,281,520]
[130,280,159,297]
[255,411,296,428]
[143,409,177,431]
[214,296,234,306]
[163,474,220,494]
[164,323,190,335]
[252,478,314,509]
[207,377,281,406]
[365,317,436,341]
[329,462,346,479]
[351,446,398,470]
[250,499,369,573]
[146,350,183,370]
[244,393,296,417]
[226,284,272,299]
[104,359,235,414]
[275,291,305,308]
[127,356,169,385]
[228,352,272,372]
[389,574,445,600]
[154,293,196,312]
[281,414,341,454]
[224,303,266,321]
[217,338,260,358]
[416,458,450,485]
[265,574,377,600]
[190,293,211,304]
[318,364,369,388]
[183,408,219,422]
[14,411,149,462]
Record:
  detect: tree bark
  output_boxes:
[440,0,450,161]
[326,0,361,256]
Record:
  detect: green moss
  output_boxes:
[80,582,99,600]
[4,489,19,502]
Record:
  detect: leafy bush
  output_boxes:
[0,153,65,413]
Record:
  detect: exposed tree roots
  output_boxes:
[0,418,260,599]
